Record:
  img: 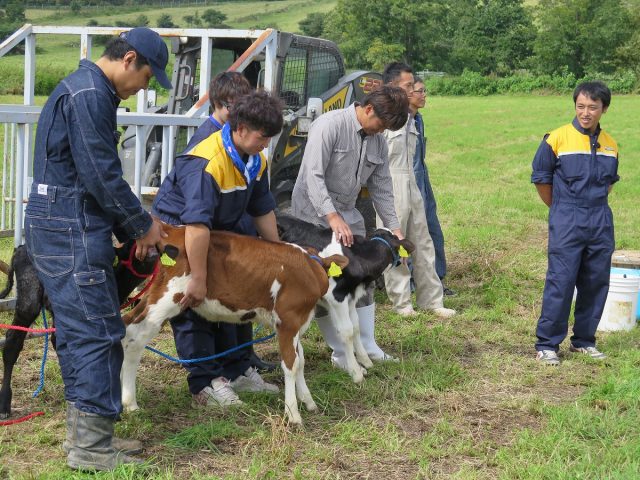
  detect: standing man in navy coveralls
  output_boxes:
[24,28,170,470]
[411,77,454,296]
[532,81,619,366]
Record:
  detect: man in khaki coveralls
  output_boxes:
[379,62,455,318]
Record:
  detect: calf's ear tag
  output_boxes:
[161,252,176,267]
[328,262,343,277]
[398,245,409,258]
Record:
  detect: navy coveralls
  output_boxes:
[24,60,153,418]
[532,118,619,351]
[413,112,446,280]
[152,125,275,394]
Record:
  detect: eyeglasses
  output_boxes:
[411,88,426,95]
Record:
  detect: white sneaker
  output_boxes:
[192,377,243,407]
[569,344,607,360]
[431,307,456,318]
[536,349,560,366]
[230,367,279,394]
[395,306,417,317]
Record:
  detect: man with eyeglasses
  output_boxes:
[411,77,454,297]
[379,62,455,319]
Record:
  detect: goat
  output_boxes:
[119,224,348,425]
[0,241,157,419]
[276,214,415,383]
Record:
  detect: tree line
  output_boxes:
[304,0,640,87]
[2,0,639,93]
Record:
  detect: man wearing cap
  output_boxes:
[24,27,170,471]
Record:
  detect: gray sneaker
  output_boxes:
[569,344,607,360]
[536,349,560,366]
[192,377,244,408]
[230,367,279,394]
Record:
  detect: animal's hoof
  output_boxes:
[361,358,374,369]
[0,412,9,420]
[287,415,303,426]
[122,404,139,413]
[351,372,364,384]
[305,401,318,412]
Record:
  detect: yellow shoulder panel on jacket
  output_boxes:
[186,130,223,161]
[597,130,618,158]
[188,130,269,191]
[193,132,247,192]
[546,123,590,157]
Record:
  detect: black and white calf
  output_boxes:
[276,214,415,383]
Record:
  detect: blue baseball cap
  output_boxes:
[120,27,172,89]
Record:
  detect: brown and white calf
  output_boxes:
[120,224,348,425]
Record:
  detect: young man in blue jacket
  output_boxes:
[158,73,279,408]
[24,28,170,470]
[153,88,283,406]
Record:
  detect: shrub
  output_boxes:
[425,71,639,96]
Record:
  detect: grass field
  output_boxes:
[1,94,640,479]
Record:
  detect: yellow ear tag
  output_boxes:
[160,252,176,267]
[398,245,409,258]
[328,262,343,277]
[112,257,119,267]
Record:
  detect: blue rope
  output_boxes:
[32,308,49,398]
[28,311,276,395]
[144,330,276,364]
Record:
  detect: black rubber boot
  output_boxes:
[66,408,144,471]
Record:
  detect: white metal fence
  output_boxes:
[0,24,279,247]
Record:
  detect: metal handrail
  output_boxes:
[0,25,280,247]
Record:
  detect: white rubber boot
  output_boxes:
[358,304,397,362]
[315,315,349,371]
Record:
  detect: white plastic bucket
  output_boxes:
[610,267,640,319]
[598,274,640,332]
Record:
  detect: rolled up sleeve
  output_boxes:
[531,135,556,185]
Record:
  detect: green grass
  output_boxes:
[2,94,640,478]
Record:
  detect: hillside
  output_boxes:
[0,0,336,94]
